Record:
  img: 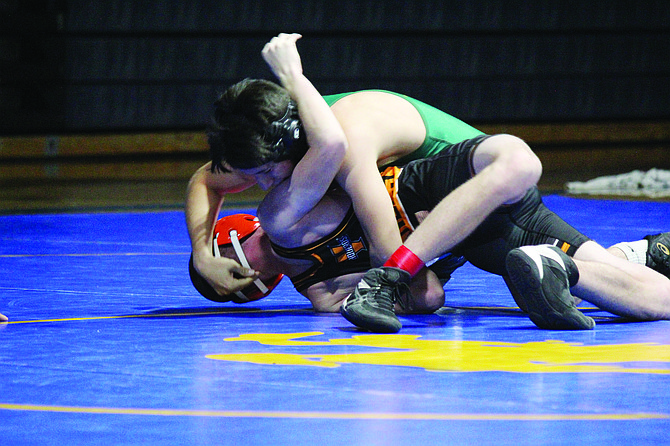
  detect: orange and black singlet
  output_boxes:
[270,207,372,292]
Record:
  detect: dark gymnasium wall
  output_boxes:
[1,0,669,135]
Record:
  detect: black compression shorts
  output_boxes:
[397,135,591,276]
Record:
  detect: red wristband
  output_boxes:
[384,245,424,277]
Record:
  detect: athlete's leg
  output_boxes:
[403,134,542,263]
[571,241,670,320]
[342,134,543,332]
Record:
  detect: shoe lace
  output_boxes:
[364,270,410,312]
[388,277,412,312]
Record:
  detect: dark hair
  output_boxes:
[207,78,308,173]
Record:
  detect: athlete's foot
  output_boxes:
[340,267,410,333]
[644,232,670,279]
[505,245,595,330]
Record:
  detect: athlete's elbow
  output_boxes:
[320,128,349,164]
[327,136,348,168]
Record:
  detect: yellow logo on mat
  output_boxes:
[207,332,670,374]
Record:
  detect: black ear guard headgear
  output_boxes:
[265,101,307,162]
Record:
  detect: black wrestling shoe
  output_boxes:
[505,245,595,330]
[644,232,670,279]
[340,267,410,333]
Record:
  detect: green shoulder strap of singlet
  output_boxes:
[322,90,484,165]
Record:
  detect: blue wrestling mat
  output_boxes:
[1,195,669,446]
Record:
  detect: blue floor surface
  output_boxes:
[1,195,669,445]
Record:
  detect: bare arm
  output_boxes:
[332,92,427,265]
[185,163,259,296]
[336,151,404,266]
[262,34,345,154]
[258,34,348,232]
[262,36,425,268]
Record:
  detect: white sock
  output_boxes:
[610,240,648,265]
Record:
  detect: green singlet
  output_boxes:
[323,90,484,166]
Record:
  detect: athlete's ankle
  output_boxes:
[384,245,424,277]
[610,240,648,265]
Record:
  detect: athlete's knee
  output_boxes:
[477,134,542,200]
[495,134,541,185]
[400,274,445,314]
[422,285,446,312]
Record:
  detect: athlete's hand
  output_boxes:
[0,312,7,322]
[262,33,303,83]
[194,254,259,297]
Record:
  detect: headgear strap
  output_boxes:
[214,229,269,300]
[212,214,283,302]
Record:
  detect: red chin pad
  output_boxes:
[232,273,284,304]
[213,213,260,247]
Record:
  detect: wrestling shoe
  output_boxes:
[505,245,595,330]
[340,267,410,333]
[644,232,670,278]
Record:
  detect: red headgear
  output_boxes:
[212,214,283,303]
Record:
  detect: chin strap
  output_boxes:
[215,230,269,301]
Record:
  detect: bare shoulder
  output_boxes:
[331,91,419,118]
[330,91,426,161]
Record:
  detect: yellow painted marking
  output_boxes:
[208,332,670,374]
[0,403,666,421]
